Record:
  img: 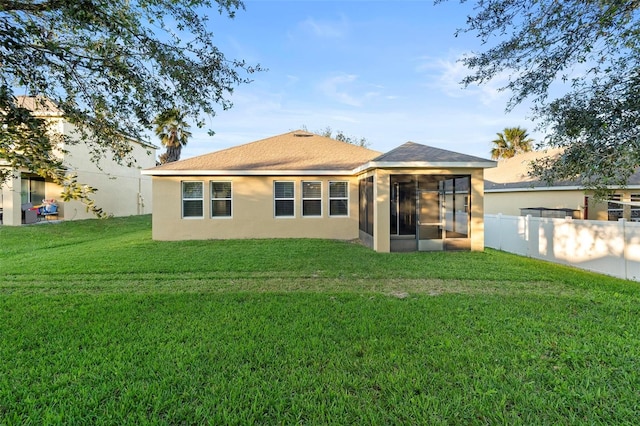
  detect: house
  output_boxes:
[484,149,640,221]
[142,130,496,252]
[0,96,157,225]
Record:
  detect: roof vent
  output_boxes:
[293,132,313,138]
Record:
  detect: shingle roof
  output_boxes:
[15,96,63,115]
[147,130,382,174]
[372,141,495,164]
[484,149,557,189]
[12,96,157,150]
[483,148,640,190]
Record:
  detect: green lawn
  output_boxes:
[1,215,639,424]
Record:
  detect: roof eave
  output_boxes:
[141,169,356,176]
[144,160,498,176]
[354,160,497,174]
[485,184,640,192]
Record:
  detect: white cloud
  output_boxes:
[416,53,511,106]
[318,73,362,107]
[314,73,390,107]
[297,15,348,39]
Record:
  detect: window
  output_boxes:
[274,181,295,217]
[182,181,204,218]
[608,194,622,221]
[359,176,374,236]
[302,181,322,217]
[329,181,348,216]
[632,194,640,222]
[211,181,232,217]
[20,177,45,204]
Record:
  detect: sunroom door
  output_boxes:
[417,176,471,251]
[417,189,444,251]
[442,176,471,251]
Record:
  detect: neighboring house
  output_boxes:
[0,96,157,225]
[484,149,640,221]
[142,130,496,252]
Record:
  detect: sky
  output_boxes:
[176,0,542,160]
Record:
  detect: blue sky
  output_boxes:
[179,0,541,160]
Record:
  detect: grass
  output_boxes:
[1,215,639,424]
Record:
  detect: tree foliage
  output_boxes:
[447,0,640,195]
[154,108,192,164]
[490,126,533,160]
[313,126,370,148]
[1,0,260,212]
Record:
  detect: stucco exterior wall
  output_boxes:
[0,170,22,225]
[151,175,361,241]
[1,110,155,225]
[483,189,637,221]
[484,190,586,218]
[469,168,486,251]
[59,121,155,220]
[372,169,390,253]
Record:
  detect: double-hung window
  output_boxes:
[274,181,295,217]
[632,194,640,221]
[302,181,322,217]
[182,181,204,218]
[211,181,232,217]
[608,194,622,221]
[329,181,348,216]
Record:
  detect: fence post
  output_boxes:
[620,218,628,280]
[525,214,531,257]
[497,213,502,250]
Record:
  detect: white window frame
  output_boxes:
[302,181,322,217]
[608,194,623,221]
[632,194,640,222]
[182,181,204,219]
[329,181,349,217]
[274,181,295,218]
[211,181,232,218]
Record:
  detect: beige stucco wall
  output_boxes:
[151,175,361,241]
[150,167,489,252]
[59,121,155,220]
[0,170,22,225]
[469,169,486,251]
[485,189,586,218]
[372,169,390,253]
[1,116,155,225]
[484,189,635,221]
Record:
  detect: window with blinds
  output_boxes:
[302,181,322,217]
[274,181,295,217]
[182,181,204,218]
[329,181,348,216]
[211,181,232,217]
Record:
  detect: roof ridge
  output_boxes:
[149,130,382,172]
[372,140,494,163]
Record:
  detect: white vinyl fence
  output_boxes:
[485,214,640,281]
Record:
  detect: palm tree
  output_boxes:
[491,126,534,160]
[154,108,192,164]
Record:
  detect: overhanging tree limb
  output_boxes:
[1,0,262,212]
[442,0,640,195]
